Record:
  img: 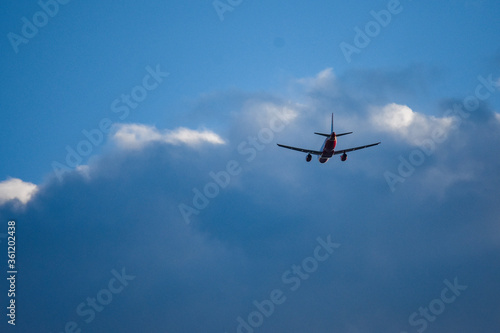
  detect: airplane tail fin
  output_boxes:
[314,114,352,137]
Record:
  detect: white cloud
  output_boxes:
[495,112,500,123]
[76,165,90,179]
[418,165,476,199]
[0,178,38,204]
[112,124,226,149]
[371,103,455,145]
[240,101,300,130]
[296,68,336,93]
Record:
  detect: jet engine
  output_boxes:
[306,153,312,162]
[340,153,347,161]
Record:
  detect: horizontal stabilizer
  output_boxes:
[314,132,331,137]
[314,131,353,137]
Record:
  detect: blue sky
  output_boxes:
[1,0,500,332]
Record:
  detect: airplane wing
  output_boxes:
[333,142,381,155]
[277,144,323,155]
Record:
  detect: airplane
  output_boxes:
[277,114,380,163]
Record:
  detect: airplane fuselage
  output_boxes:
[319,132,337,163]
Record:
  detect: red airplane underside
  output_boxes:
[319,134,337,163]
